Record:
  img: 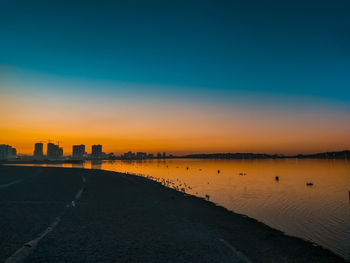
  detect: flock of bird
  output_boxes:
[140,175,194,194]
[127,164,314,204]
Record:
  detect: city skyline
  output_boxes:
[2,140,350,157]
[3,141,172,157]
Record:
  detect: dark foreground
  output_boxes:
[0,166,346,263]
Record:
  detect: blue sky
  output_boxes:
[1,0,350,102]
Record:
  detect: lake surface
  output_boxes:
[19,158,350,260]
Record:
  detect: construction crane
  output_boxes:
[46,139,60,146]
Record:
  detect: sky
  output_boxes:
[1,0,350,155]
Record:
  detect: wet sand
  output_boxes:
[0,165,346,262]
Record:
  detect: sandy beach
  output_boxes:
[0,165,346,263]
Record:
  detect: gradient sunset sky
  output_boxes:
[1,0,350,155]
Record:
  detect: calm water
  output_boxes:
[20,159,350,260]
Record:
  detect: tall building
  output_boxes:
[92,144,102,159]
[0,145,17,160]
[0,145,8,160]
[34,143,44,160]
[10,147,16,157]
[58,147,63,158]
[47,143,61,160]
[72,145,85,160]
[47,143,56,159]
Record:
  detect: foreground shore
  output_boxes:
[0,166,346,262]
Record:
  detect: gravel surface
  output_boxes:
[0,165,346,263]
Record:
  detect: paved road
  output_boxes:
[0,166,82,263]
[0,166,345,263]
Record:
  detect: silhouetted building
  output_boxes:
[0,145,8,160]
[136,152,147,159]
[106,152,115,159]
[34,143,44,160]
[58,147,63,158]
[148,153,154,159]
[0,144,17,160]
[92,144,102,159]
[157,152,162,159]
[162,152,166,158]
[10,147,16,157]
[47,143,61,160]
[122,151,135,160]
[72,145,85,160]
[47,143,56,159]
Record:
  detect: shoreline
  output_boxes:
[0,165,347,262]
[1,150,349,164]
[1,155,350,166]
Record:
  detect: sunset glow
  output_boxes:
[1,1,349,155]
[1,68,349,155]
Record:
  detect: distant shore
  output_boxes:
[0,150,350,164]
[0,165,346,262]
[182,150,350,159]
[1,150,349,164]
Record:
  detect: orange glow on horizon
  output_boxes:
[1,90,350,155]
